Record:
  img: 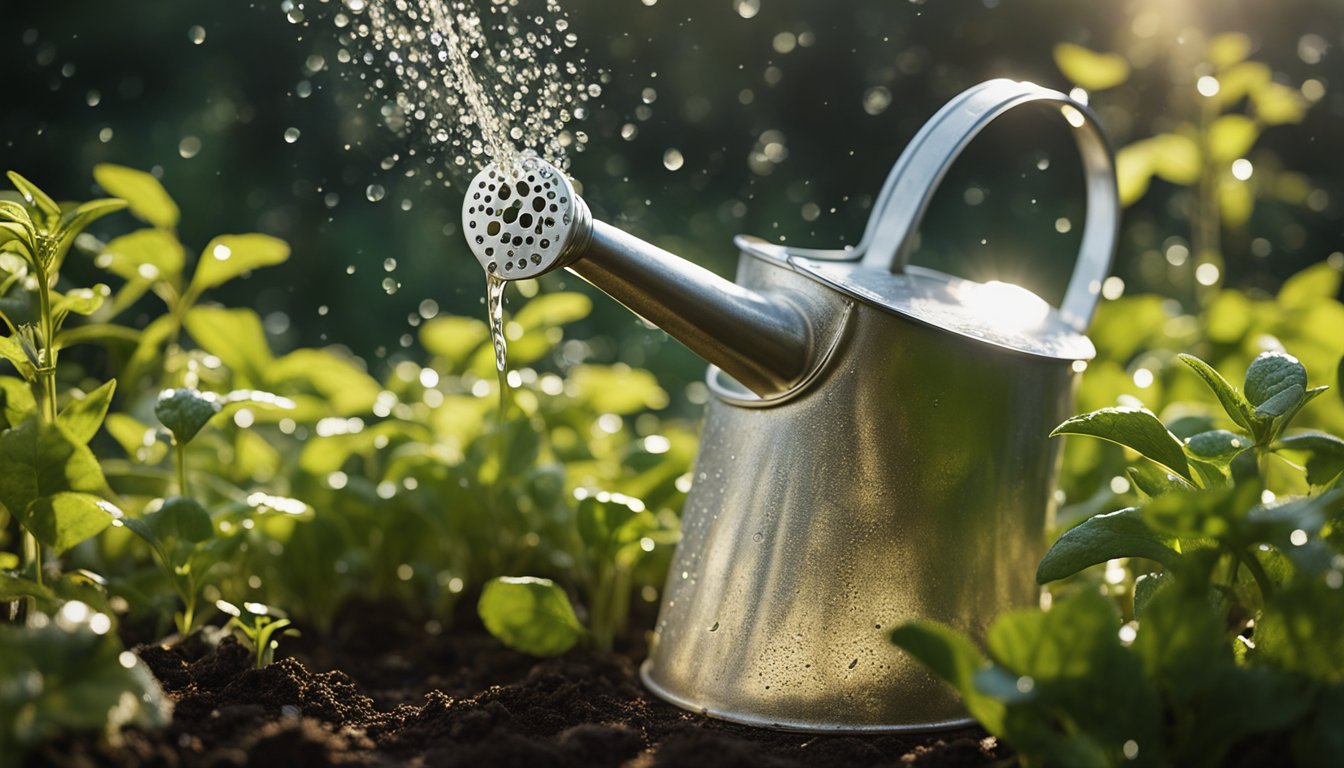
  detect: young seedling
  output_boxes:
[216,600,299,669]
[891,350,1344,766]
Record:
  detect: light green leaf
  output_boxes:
[1147,133,1202,185]
[187,234,289,297]
[267,348,380,416]
[0,335,36,381]
[1219,177,1254,229]
[0,419,108,525]
[1178,353,1256,431]
[1252,82,1307,126]
[569,364,669,414]
[57,199,127,247]
[183,306,273,386]
[0,376,36,427]
[1052,406,1192,482]
[1217,61,1271,107]
[512,292,592,331]
[1208,114,1258,162]
[420,315,490,367]
[1115,143,1153,207]
[6,171,60,218]
[1184,429,1252,465]
[52,285,110,317]
[97,229,185,284]
[154,388,221,445]
[889,622,1006,734]
[57,379,116,444]
[477,576,585,657]
[104,413,168,464]
[1279,262,1342,312]
[1208,33,1252,69]
[56,322,142,352]
[1053,43,1130,91]
[1275,432,1344,486]
[20,492,118,552]
[1244,351,1307,418]
[92,164,179,229]
[1036,507,1183,584]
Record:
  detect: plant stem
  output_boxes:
[1240,548,1275,602]
[176,440,190,498]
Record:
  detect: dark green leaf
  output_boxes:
[1142,486,1242,539]
[0,419,107,524]
[1278,432,1344,486]
[1132,572,1168,615]
[1178,353,1256,431]
[889,622,1006,734]
[1052,407,1192,482]
[154,388,221,445]
[1037,507,1183,584]
[188,234,289,296]
[1244,351,1308,417]
[92,164,179,229]
[477,576,584,657]
[1125,463,1189,500]
[1254,580,1344,683]
[1294,683,1344,767]
[20,492,118,552]
[0,572,56,602]
[1184,429,1252,465]
[57,379,116,444]
[146,496,213,543]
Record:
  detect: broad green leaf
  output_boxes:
[147,496,213,543]
[1132,572,1168,615]
[55,322,142,352]
[889,622,1006,734]
[1132,581,1228,693]
[1126,463,1190,499]
[267,348,380,416]
[1244,351,1307,418]
[420,315,489,366]
[97,229,185,284]
[512,292,592,331]
[1115,142,1153,206]
[1147,133,1202,186]
[1276,432,1344,486]
[57,379,116,444]
[20,492,118,552]
[1142,485,1245,540]
[1217,61,1271,107]
[0,376,36,427]
[104,413,168,465]
[0,199,35,230]
[1252,82,1307,125]
[569,364,669,414]
[6,171,60,218]
[1208,114,1258,162]
[57,199,127,247]
[1208,33,1252,69]
[0,419,107,524]
[188,234,289,297]
[1037,507,1183,583]
[154,388,221,445]
[0,335,36,381]
[1053,43,1130,91]
[477,576,584,657]
[1178,353,1256,430]
[51,285,109,318]
[1184,429,1251,465]
[0,572,56,602]
[1278,262,1342,311]
[1052,406,1192,481]
[92,164,179,229]
[183,306,272,386]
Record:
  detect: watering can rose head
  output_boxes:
[462,151,590,281]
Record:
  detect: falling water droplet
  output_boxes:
[366,184,386,202]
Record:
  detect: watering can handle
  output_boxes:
[856,79,1118,332]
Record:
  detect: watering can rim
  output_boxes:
[728,78,1116,364]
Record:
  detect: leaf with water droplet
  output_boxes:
[155,388,221,445]
[187,234,290,297]
[1244,351,1307,418]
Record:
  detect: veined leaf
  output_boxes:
[0,376,37,426]
[477,576,584,657]
[20,492,118,553]
[1184,429,1252,466]
[0,419,108,527]
[154,388,221,445]
[1244,351,1307,418]
[93,164,179,229]
[1053,43,1130,91]
[1052,406,1192,481]
[57,379,116,444]
[187,234,289,297]
[57,199,127,248]
[52,285,110,318]
[1037,507,1183,583]
[1178,353,1256,431]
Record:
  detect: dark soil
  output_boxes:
[30,602,1004,768]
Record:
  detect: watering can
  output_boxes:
[461,79,1117,731]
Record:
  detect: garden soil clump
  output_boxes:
[32,605,1004,767]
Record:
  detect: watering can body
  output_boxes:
[462,79,1118,731]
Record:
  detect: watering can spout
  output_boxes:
[462,155,812,396]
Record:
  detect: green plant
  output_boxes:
[0,171,128,617]
[117,386,309,636]
[892,350,1343,767]
[216,599,299,669]
[0,605,171,768]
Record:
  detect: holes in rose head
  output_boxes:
[532,196,545,213]
[550,203,558,213]
[475,236,484,244]
[501,202,521,225]
[485,247,494,256]
[488,261,497,272]
[486,221,501,236]
[531,254,541,265]
[540,239,551,248]
[519,213,534,228]
[505,260,514,271]
[498,184,512,201]
[512,235,523,246]
[515,180,530,196]
[545,217,555,227]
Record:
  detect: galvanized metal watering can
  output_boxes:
[462,79,1118,731]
